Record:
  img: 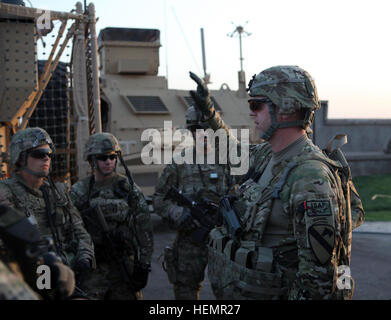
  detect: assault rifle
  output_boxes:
[94,205,137,295]
[164,186,219,242]
[219,196,242,239]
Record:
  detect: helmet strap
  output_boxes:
[302,110,314,129]
[23,166,50,178]
[260,103,279,141]
[261,104,313,140]
[18,151,28,169]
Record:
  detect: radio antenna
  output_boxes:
[227,22,251,72]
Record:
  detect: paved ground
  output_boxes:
[350,233,391,300]
[142,216,391,300]
[142,217,215,300]
[353,221,391,234]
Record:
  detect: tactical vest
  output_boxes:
[177,162,232,204]
[208,146,353,300]
[80,175,137,261]
[0,178,78,266]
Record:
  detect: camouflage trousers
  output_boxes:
[164,235,208,300]
[79,262,142,300]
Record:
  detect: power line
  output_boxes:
[170,5,202,75]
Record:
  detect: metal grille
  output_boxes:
[126,96,169,113]
[28,61,76,183]
[184,96,222,111]
[0,2,100,183]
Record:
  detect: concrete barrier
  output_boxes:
[312,101,391,177]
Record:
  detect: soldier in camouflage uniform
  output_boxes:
[0,128,95,298]
[153,106,234,300]
[189,66,365,300]
[0,204,40,300]
[69,132,153,300]
[0,204,75,300]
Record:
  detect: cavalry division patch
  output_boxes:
[308,224,335,265]
[305,199,331,217]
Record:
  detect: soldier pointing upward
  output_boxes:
[189,66,364,300]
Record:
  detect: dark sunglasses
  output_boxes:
[95,154,117,161]
[248,98,271,112]
[29,148,53,159]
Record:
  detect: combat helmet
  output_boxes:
[185,105,205,130]
[10,127,54,168]
[83,132,122,161]
[247,65,320,140]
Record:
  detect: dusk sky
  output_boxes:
[30,0,391,119]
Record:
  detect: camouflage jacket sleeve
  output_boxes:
[152,163,179,220]
[68,181,87,210]
[129,183,154,265]
[285,160,343,300]
[202,110,270,178]
[0,185,17,252]
[62,189,96,266]
[349,181,365,229]
[201,110,243,154]
[0,184,14,207]
[0,261,40,300]
[202,110,232,137]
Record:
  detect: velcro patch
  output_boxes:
[308,224,335,265]
[305,199,331,217]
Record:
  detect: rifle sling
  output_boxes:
[40,185,63,259]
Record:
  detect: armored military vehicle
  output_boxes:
[0,1,255,197]
[0,1,101,183]
[97,27,257,196]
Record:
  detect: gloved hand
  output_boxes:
[73,257,91,281]
[40,252,75,300]
[189,71,215,118]
[168,206,195,231]
[132,261,151,292]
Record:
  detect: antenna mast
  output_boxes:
[200,28,210,84]
[227,22,251,72]
[228,22,251,96]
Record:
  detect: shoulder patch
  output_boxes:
[308,224,335,265]
[305,199,331,216]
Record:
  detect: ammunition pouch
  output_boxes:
[162,246,177,284]
[208,228,283,300]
